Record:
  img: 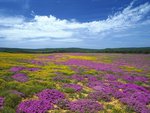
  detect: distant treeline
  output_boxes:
[0,47,150,54]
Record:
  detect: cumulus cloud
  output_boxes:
[0,1,150,42]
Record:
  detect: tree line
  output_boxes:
[0,47,150,54]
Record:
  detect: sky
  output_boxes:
[0,0,150,49]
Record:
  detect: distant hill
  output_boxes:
[0,47,150,54]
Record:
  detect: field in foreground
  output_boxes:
[0,53,150,113]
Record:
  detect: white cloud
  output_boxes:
[0,16,24,26]
[0,1,150,42]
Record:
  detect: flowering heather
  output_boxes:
[122,75,148,83]
[69,99,103,113]
[86,75,98,82]
[37,89,65,104]
[119,83,149,93]
[87,80,116,94]
[10,66,25,72]
[1,53,150,113]
[26,67,40,71]
[17,100,54,113]
[47,55,56,59]
[0,97,4,109]
[10,66,40,72]
[12,73,28,82]
[88,91,111,102]
[28,60,45,65]
[64,84,82,92]
[120,97,150,113]
[104,74,118,81]
[71,74,85,81]
[87,80,103,88]
[106,81,124,89]
[63,59,122,73]
[114,83,150,113]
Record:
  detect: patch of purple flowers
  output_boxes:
[10,66,40,72]
[88,91,111,102]
[37,89,65,104]
[26,67,40,71]
[17,100,54,113]
[30,60,44,65]
[115,83,150,113]
[71,74,85,81]
[12,73,28,82]
[86,75,98,82]
[64,84,82,92]
[10,66,25,72]
[63,59,122,73]
[119,83,149,94]
[104,74,118,81]
[69,99,103,113]
[122,75,148,83]
[88,80,103,88]
[120,91,150,111]
[120,97,150,113]
[0,97,4,109]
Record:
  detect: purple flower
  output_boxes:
[88,80,103,88]
[122,75,148,83]
[88,91,111,102]
[69,99,103,113]
[63,84,82,92]
[12,73,28,82]
[120,83,149,94]
[26,67,40,71]
[63,59,122,73]
[86,75,98,82]
[10,66,25,72]
[104,74,117,81]
[71,74,85,81]
[130,92,150,104]
[30,60,44,65]
[0,97,4,109]
[118,83,150,113]
[17,100,54,113]
[112,90,125,99]
[120,97,150,113]
[10,66,40,72]
[120,91,150,105]
[37,89,65,104]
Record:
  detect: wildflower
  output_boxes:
[37,89,65,104]
[0,97,4,109]
[69,99,103,113]
[10,66,25,72]
[17,100,54,113]
[12,73,28,82]
[64,84,82,92]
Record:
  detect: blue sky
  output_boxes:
[0,0,150,49]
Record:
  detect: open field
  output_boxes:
[0,52,150,113]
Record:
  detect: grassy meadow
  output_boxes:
[0,52,150,113]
